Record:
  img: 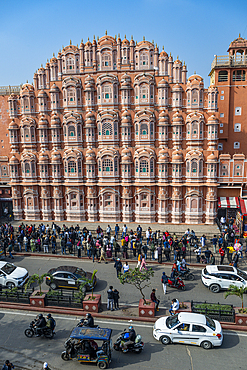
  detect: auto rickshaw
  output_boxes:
[61,327,112,369]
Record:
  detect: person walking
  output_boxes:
[7,243,14,259]
[98,246,107,263]
[137,252,142,268]
[114,258,122,277]
[114,224,119,240]
[113,288,120,310]
[161,271,168,294]
[212,235,218,253]
[123,261,129,273]
[140,254,147,271]
[219,246,225,265]
[107,286,114,311]
[157,244,162,264]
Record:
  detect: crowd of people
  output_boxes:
[0,218,246,267]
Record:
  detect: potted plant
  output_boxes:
[225,285,247,326]
[119,267,155,317]
[25,273,52,308]
[81,270,101,313]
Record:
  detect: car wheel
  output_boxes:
[98,361,107,369]
[201,340,212,349]
[210,284,220,293]
[25,328,34,338]
[160,335,171,345]
[6,282,15,290]
[50,282,57,290]
[188,273,195,281]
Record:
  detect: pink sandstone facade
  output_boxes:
[0,33,221,224]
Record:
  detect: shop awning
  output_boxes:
[218,197,240,208]
[239,199,247,215]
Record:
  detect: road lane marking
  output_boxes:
[1,310,247,335]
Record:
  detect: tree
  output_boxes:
[77,269,98,300]
[119,267,154,304]
[225,285,247,309]
[25,273,53,295]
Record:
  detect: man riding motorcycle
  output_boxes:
[35,314,47,336]
[122,325,136,352]
[83,313,94,327]
[46,313,56,333]
[170,269,179,287]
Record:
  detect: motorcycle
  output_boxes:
[114,331,144,353]
[167,276,185,290]
[176,268,195,281]
[24,320,53,339]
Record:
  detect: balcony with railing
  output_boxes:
[211,55,247,70]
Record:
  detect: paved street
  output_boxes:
[7,255,247,309]
[0,309,246,370]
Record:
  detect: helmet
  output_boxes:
[38,314,43,318]
[47,313,51,318]
[43,362,48,369]
[86,313,91,318]
[129,325,133,330]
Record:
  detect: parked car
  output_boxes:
[0,261,29,289]
[153,312,223,349]
[201,265,247,293]
[46,266,97,290]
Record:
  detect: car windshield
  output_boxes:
[237,269,247,281]
[74,268,86,279]
[166,314,180,329]
[206,316,215,331]
[1,263,16,275]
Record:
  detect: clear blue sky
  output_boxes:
[1,0,247,87]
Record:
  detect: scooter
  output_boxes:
[114,331,144,353]
[167,276,185,290]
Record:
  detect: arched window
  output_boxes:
[192,121,198,137]
[192,90,198,104]
[67,57,75,70]
[140,51,148,67]
[68,161,76,173]
[25,163,30,173]
[102,159,113,172]
[140,85,148,101]
[68,89,75,104]
[68,126,75,137]
[102,122,113,135]
[191,161,197,173]
[102,52,111,67]
[218,71,228,82]
[140,123,148,135]
[102,85,112,100]
[140,159,148,173]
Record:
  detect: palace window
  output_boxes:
[102,159,113,172]
[218,71,228,82]
[68,161,76,173]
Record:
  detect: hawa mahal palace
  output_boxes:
[0,32,247,224]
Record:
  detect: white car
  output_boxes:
[153,312,223,349]
[201,265,247,293]
[0,261,29,289]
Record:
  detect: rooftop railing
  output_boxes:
[0,85,22,96]
[211,55,247,69]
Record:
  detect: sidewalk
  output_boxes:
[10,219,220,237]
